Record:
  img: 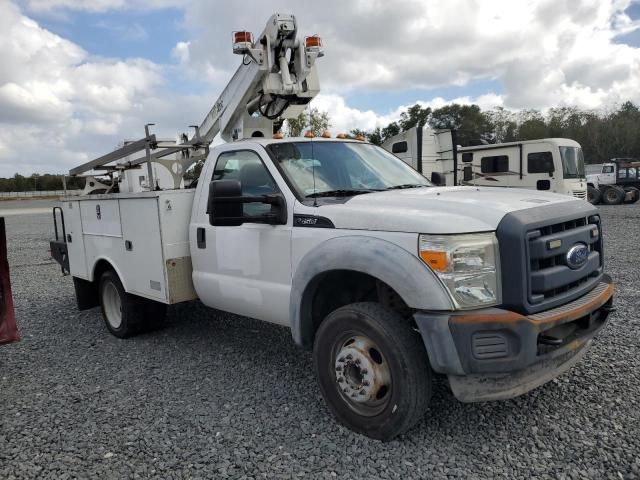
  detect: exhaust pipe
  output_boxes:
[0,218,19,345]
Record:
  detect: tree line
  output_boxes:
[0,174,84,192]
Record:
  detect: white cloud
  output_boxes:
[2,0,640,176]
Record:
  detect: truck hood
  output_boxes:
[307,186,583,233]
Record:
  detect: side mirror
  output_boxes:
[207,180,243,226]
[537,179,551,190]
[207,179,288,226]
[546,159,555,177]
[463,165,473,182]
[430,172,446,186]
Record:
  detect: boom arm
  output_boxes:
[67,12,323,186]
[198,13,322,143]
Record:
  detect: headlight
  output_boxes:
[418,233,500,309]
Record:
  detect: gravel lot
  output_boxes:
[1,204,639,479]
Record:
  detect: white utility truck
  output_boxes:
[50,13,614,441]
[586,158,640,205]
[383,126,588,199]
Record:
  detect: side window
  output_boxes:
[480,155,509,173]
[213,150,279,216]
[392,141,408,154]
[602,166,614,174]
[527,151,554,174]
[618,168,627,179]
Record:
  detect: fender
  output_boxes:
[89,256,128,290]
[290,235,454,348]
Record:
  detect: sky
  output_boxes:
[1,0,640,177]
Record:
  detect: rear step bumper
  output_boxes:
[414,274,614,402]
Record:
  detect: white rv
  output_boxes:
[383,127,587,200]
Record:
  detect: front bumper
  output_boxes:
[414,274,614,402]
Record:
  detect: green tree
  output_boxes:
[285,108,331,137]
[398,104,431,131]
[429,104,493,146]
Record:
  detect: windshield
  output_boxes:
[266,141,430,198]
[559,146,585,179]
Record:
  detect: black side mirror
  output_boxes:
[463,165,473,182]
[537,179,551,190]
[207,180,243,226]
[430,172,446,186]
[207,179,288,226]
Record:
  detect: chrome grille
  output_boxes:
[572,190,587,199]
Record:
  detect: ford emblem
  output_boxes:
[566,243,589,269]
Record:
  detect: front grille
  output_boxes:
[572,190,587,199]
[496,201,603,315]
[526,215,602,309]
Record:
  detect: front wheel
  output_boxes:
[313,302,432,441]
[587,186,601,204]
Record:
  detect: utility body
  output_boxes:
[586,158,640,205]
[382,126,588,199]
[51,13,614,440]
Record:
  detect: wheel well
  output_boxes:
[301,270,411,348]
[93,259,114,283]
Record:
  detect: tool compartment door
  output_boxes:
[119,198,167,302]
[64,201,88,278]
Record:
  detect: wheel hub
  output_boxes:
[334,336,390,403]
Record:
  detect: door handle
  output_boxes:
[197,227,206,249]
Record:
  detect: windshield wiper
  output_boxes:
[306,189,376,198]
[384,184,429,190]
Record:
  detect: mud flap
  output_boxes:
[0,218,19,345]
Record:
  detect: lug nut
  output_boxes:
[355,358,361,365]
[346,354,353,360]
[337,377,344,383]
[335,366,342,372]
[363,381,370,386]
[360,389,366,395]
[338,357,345,363]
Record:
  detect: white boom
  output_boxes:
[68,13,323,189]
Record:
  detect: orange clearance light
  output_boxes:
[321,131,331,138]
[419,251,449,272]
[273,132,284,139]
[355,134,366,141]
[336,133,346,139]
[304,130,314,138]
[233,31,254,55]
[305,35,323,51]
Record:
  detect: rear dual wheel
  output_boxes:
[313,302,432,441]
[99,270,167,338]
[601,186,625,205]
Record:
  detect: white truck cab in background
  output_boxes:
[585,158,640,205]
[383,127,588,199]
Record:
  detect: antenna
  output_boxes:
[311,137,318,207]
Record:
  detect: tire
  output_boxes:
[623,186,640,204]
[313,302,432,441]
[601,186,624,205]
[98,270,166,338]
[587,186,601,205]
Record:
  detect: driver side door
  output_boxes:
[190,148,293,326]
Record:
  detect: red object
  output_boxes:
[0,217,19,345]
[234,31,253,44]
[305,35,322,49]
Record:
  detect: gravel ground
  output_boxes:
[0,205,639,479]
